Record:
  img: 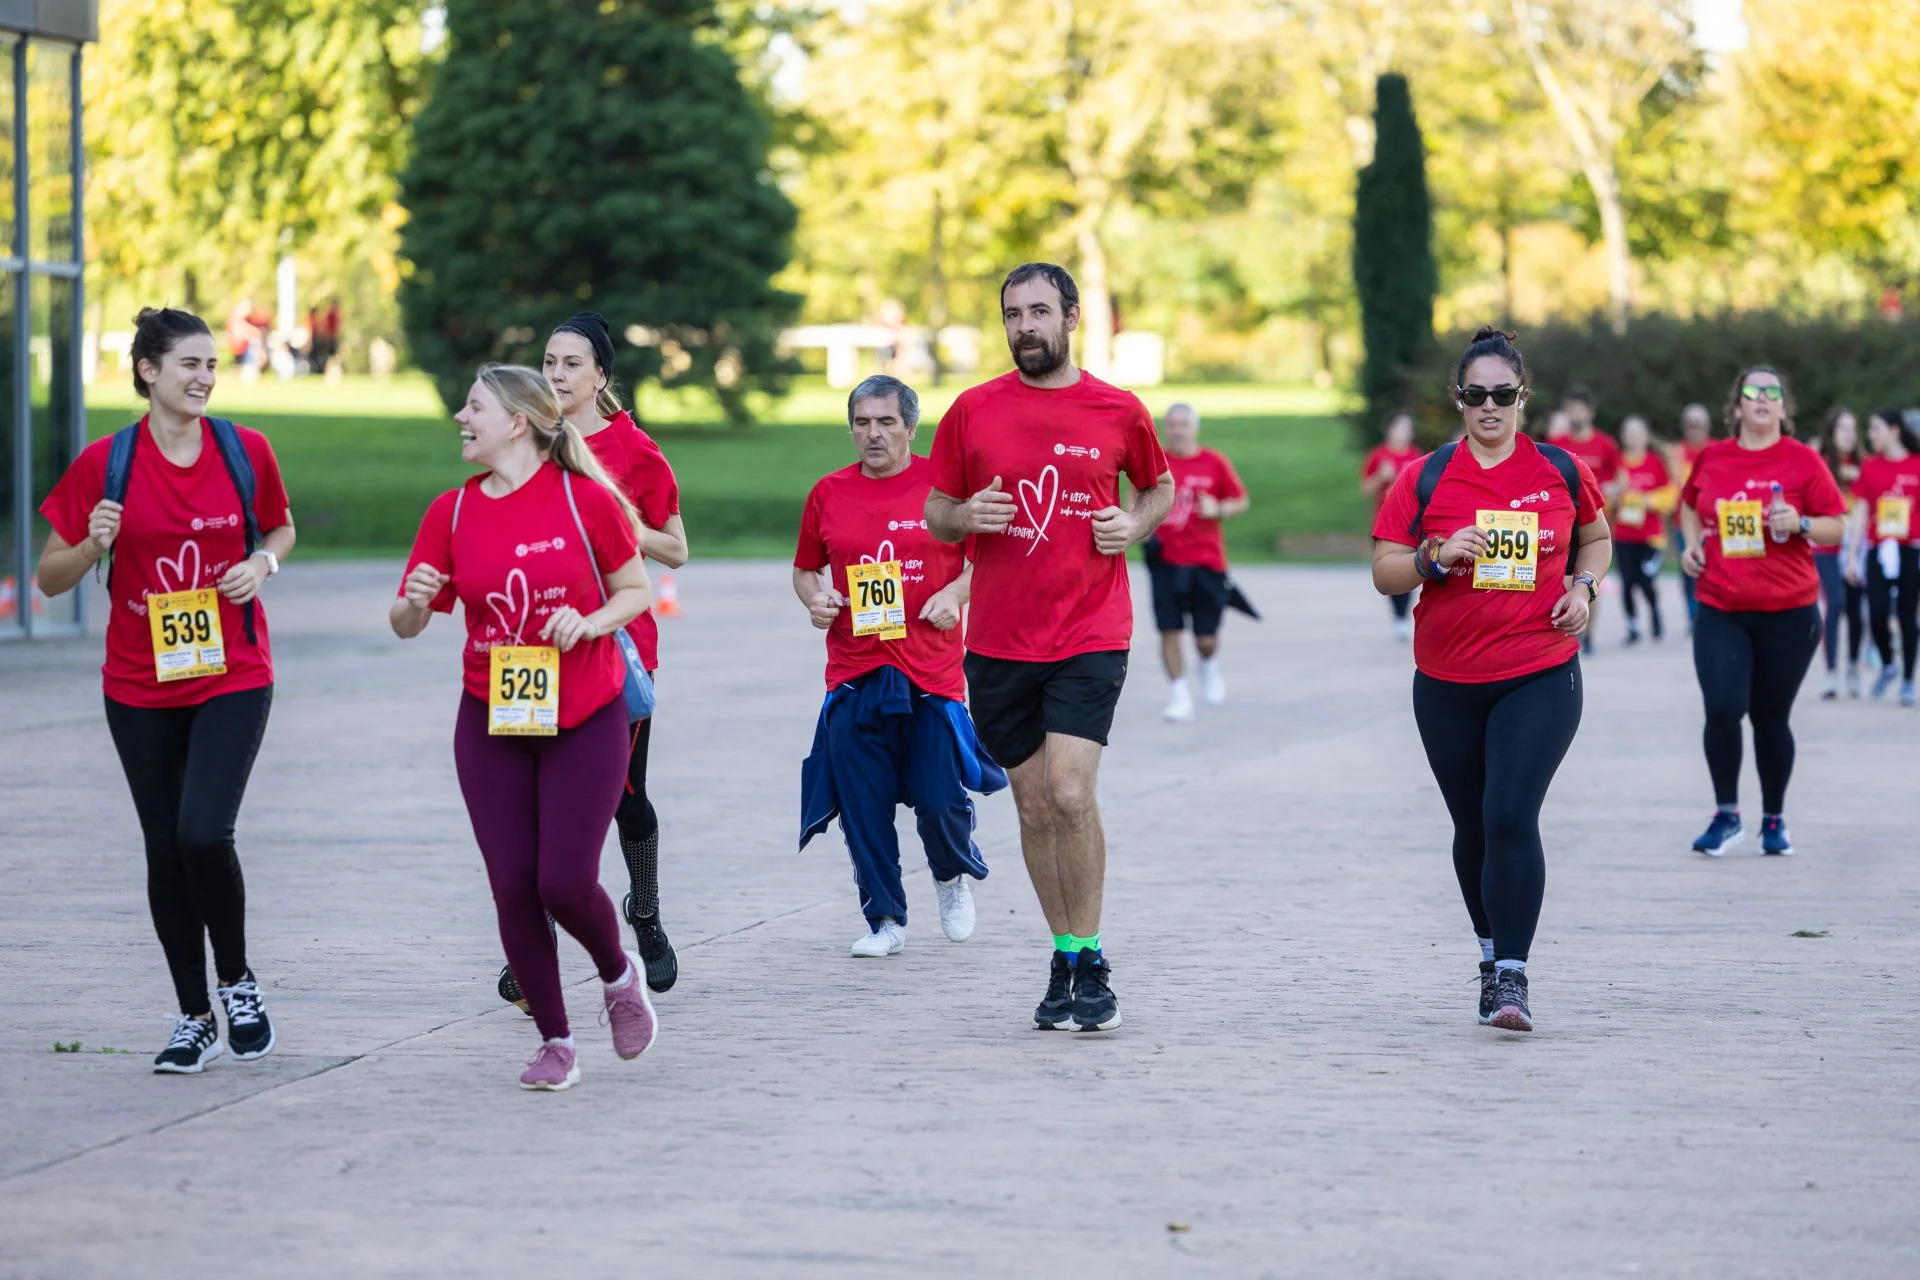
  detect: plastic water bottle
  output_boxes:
[1770,481,1789,543]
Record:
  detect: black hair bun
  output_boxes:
[1471,325,1517,344]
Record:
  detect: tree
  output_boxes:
[1352,74,1436,434]
[397,0,800,419]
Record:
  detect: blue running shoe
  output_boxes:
[1871,665,1899,699]
[1902,682,1916,708]
[1692,810,1745,857]
[1760,815,1794,856]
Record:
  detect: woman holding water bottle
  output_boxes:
[1677,367,1847,858]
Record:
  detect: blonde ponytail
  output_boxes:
[477,363,644,536]
[594,380,624,419]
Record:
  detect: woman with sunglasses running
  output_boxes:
[1372,327,1609,1034]
[1679,369,1846,857]
[1853,408,1920,705]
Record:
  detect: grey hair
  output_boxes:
[1164,401,1200,425]
[847,375,920,430]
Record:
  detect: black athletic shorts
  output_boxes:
[963,649,1129,769]
[1147,559,1230,637]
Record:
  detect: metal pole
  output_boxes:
[69,42,83,637]
[11,39,28,638]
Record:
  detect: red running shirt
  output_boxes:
[1853,454,1920,547]
[584,411,680,672]
[1612,450,1673,546]
[1564,430,1623,488]
[1156,448,1246,572]
[1680,437,1847,613]
[401,463,642,728]
[1362,445,1424,509]
[1373,434,1606,683]
[794,455,968,700]
[928,370,1168,663]
[39,418,291,708]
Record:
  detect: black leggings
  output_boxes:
[104,686,273,1016]
[1866,545,1920,681]
[615,715,657,839]
[1813,553,1866,671]
[1412,658,1582,963]
[1389,591,1412,620]
[1692,604,1819,814]
[1615,542,1663,637]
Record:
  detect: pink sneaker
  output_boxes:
[519,1039,580,1091]
[602,951,658,1060]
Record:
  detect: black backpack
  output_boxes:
[102,417,262,643]
[1405,440,1582,539]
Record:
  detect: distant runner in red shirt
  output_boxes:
[1148,402,1249,721]
[1360,411,1423,641]
[1612,414,1673,645]
[1671,402,1714,627]
[1561,386,1621,653]
[794,375,1004,958]
[1813,408,1865,699]
[1853,408,1920,702]
[1371,326,1611,1035]
[1678,367,1846,858]
[37,307,296,1075]
[925,262,1173,1034]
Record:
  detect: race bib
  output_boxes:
[148,588,226,682]
[1876,495,1912,541]
[846,560,907,640]
[1473,510,1538,591]
[489,646,559,736]
[1617,490,1647,528]
[1717,500,1766,558]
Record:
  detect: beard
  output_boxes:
[1011,328,1070,378]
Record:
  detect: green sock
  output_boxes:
[1052,932,1102,955]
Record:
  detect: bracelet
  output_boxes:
[1414,535,1448,582]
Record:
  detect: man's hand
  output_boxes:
[1091,505,1135,556]
[919,585,963,632]
[960,476,1016,535]
[808,589,845,630]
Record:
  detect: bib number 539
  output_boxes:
[148,588,226,682]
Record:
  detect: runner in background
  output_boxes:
[1370,326,1609,1034]
[794,375,1000,956]
[1679,368,1846,857]
[1613,414,1672,645]
[1814,408,1866,698]
[1854,408,1920,705]
[1150,402,1249,720]
[390,364,657,1090]
[36,307,295,1074]
[1560,387,1622,653]
[1671,403,1715,629]
[1361,411,1423,640]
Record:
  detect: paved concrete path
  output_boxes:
[3,562,1917,1278]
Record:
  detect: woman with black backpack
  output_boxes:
[37,307,296,1074]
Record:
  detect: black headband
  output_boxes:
[553,311,615,378]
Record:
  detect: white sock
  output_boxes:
[1478,937,1495,964]
[545,1035,576,1049]
[1169,676,1190,694]
[1494,959,1526,974]
[1198,655,1218,672]
[604,961,637,992]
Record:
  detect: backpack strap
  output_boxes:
[99,422,143,591]
[204,418,261,644]
[1406,441,1460,538]
[1536,441,1583,520]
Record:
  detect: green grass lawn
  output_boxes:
[86,374,1371,560]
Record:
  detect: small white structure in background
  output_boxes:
[779,324,985,388]
[1109,331,1165,387]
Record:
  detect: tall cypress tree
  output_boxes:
[398,0,800,420]
[1352,73,1437,440]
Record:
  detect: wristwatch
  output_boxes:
[1575,571,1599,602]
[1798,515,1812,537]
[254,549,280,577]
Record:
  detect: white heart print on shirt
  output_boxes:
[485,568,533,643]
[153,541,204,594]
[1017,465,1059,556]
[859,539,897,566]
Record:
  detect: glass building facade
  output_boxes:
[0,1,94,640]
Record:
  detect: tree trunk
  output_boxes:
[928,189,948,386]
[1591,163,1632,335]
[1076,216,1114,378]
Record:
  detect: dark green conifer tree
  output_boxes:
[1352,73,1438,441]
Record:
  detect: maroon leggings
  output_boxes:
[454,693,630,1040]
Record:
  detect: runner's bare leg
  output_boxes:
[1008,734,1106,938]
[1160,631,1185,679]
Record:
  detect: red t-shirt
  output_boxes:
[1680,437,1847,613]
[583,411,680,672]
[1564,430,1623,488]
[927,370,1168,662]
[40,418,291,708]
[1673,441,1708,487]
[1612,450,1672,545]
[1853,454,1920,547]
[794,455,967,699]
[1373,435,1606,683]
[400,463,642,728]
[1156,448,1246,572]
[1362,445,1424,508]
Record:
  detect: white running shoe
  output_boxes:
[935,877,976,942]
[1198,659,1226,705]
[850,920,905,957]
[1163,679,1195,722]
[1393,617,1413,643]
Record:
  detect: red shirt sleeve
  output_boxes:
[578,476,643,580]
[1215,453,1247,501]
[927,399,970,499]
[1122,402,1170,492]
[400,489,459,613]
[1371,463,1422,545]
[1361,446,1385,481]
[39,439,106,546]
[241,429,292,531]
[794,482,828,571]
[629,444,680,529]
[1573,457,1605,523]
[1798,447,1847,518]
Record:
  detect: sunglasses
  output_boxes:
[1458,384,1523,407]
[1740,383,1784,402]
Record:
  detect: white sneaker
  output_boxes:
[935,877,976,942]
[1393,617,1413,642]
[1163,679,1195,722]
[1198,659,1227,705]
[850,920,905,957]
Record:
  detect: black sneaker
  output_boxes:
[1069,952,1122,1033]
[624,892,678,993]
[497,965,532,1016]
[217,970,275,1060]
[153,1014,222,1074]
[1488,967,1532,1033]
[1033,951,1074,1030]
[1477,961,1498,1025]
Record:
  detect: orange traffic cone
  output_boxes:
[655,572,680,618]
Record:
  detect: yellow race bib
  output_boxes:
[489,646,559,736]
[846,560,907,640]
[148,588,226,682]
[1717,500,1766,558]
[1473,510,1538,591]
[1617,490,1648,528]
[1876,495,1913,541]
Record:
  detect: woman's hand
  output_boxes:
[216,557,270,605]
[1681,543,1708,578]
[1434,525,1487,571]
[1550,587,1591,635]
[540,605,598,652]
[1768,500,1802,540]
[85,500,123,557]
[403,563,449,610]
